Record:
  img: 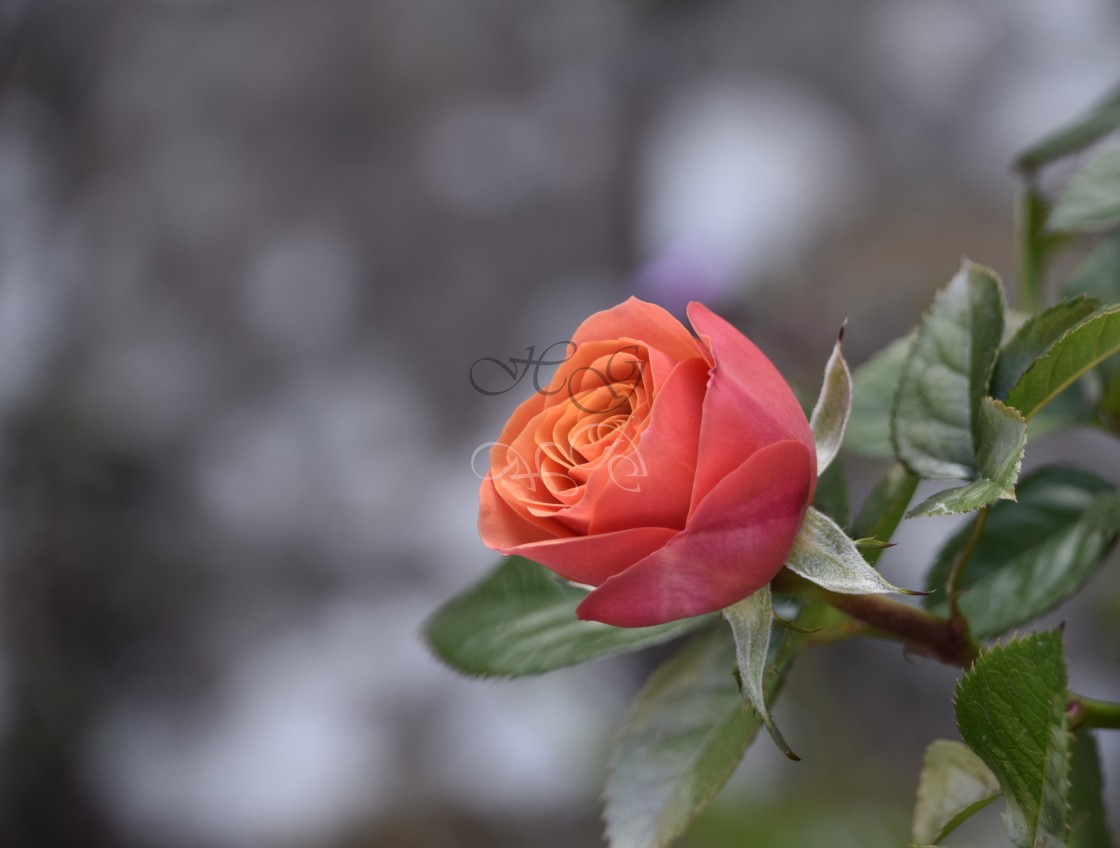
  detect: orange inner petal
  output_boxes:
[496,340,654,520]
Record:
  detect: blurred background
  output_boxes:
[1,0,1119,846]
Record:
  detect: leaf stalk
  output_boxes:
[945,506,989,634]
[1068,696,1120,731]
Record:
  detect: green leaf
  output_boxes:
[1015,83,1120,173]
[851,464,920,566]
[810,332,852,474]
[1006,304,1120,419]
[1068,730,1112,848]
[992,296,1100,400]
[1049,143,1120,233]
[955,631,1070,848]
[846,335,912,459]
[604,625,797,848]
[1064,233,1120,421]
[912,740,1001,845]
[786,507,914,595]
[1065,230,1120,305]
[424,557,709,677]
[924,467,1120,638]
[892,261,1005,480]
[812,457,849,528]
[1102,373,1120,421]
[722,586,797,761]
[906,398,1027,518]
[1026,384,1100,439]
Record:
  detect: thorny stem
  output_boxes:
[776,571,980,668]
[783,576,1120,728]
[818,588,980,668]
[801,619,870,649]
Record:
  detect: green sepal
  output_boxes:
[723,586,798,761]
[786,507,915,595]
[809,330,852,475]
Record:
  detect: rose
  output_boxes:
[478,297,817,627]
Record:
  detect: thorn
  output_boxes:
[854,537,894,550]
[772,611,821,634]
[837,320,848,344]
[899,587,935,597]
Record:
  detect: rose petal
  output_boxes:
[573,297,709,388]
[575,439,813,627]
[479,475,568,550]
[686,302,816,510]
[539,338,645,412]
[501,525,678,587]
[562,356,708,535]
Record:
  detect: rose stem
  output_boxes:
[1068,696,1120,731]
[816,586,979,668]
[774,570,979,668]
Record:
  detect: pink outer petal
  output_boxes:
[686,302,816,511]
[575,439,813,627]
[500,525,678,587]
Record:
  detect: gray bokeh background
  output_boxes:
[1,1,1119,846]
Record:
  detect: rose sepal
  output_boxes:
[722,585,800,761]
[785,507,921,596]
[809,325,852,476]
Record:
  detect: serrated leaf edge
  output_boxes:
[891,259,1007,479]
[601,631,757,848]
[952,631,1072,848]
[905,398,1027,518]
[1007,303,1120,420]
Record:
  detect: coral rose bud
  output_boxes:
[478,297,816,627]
